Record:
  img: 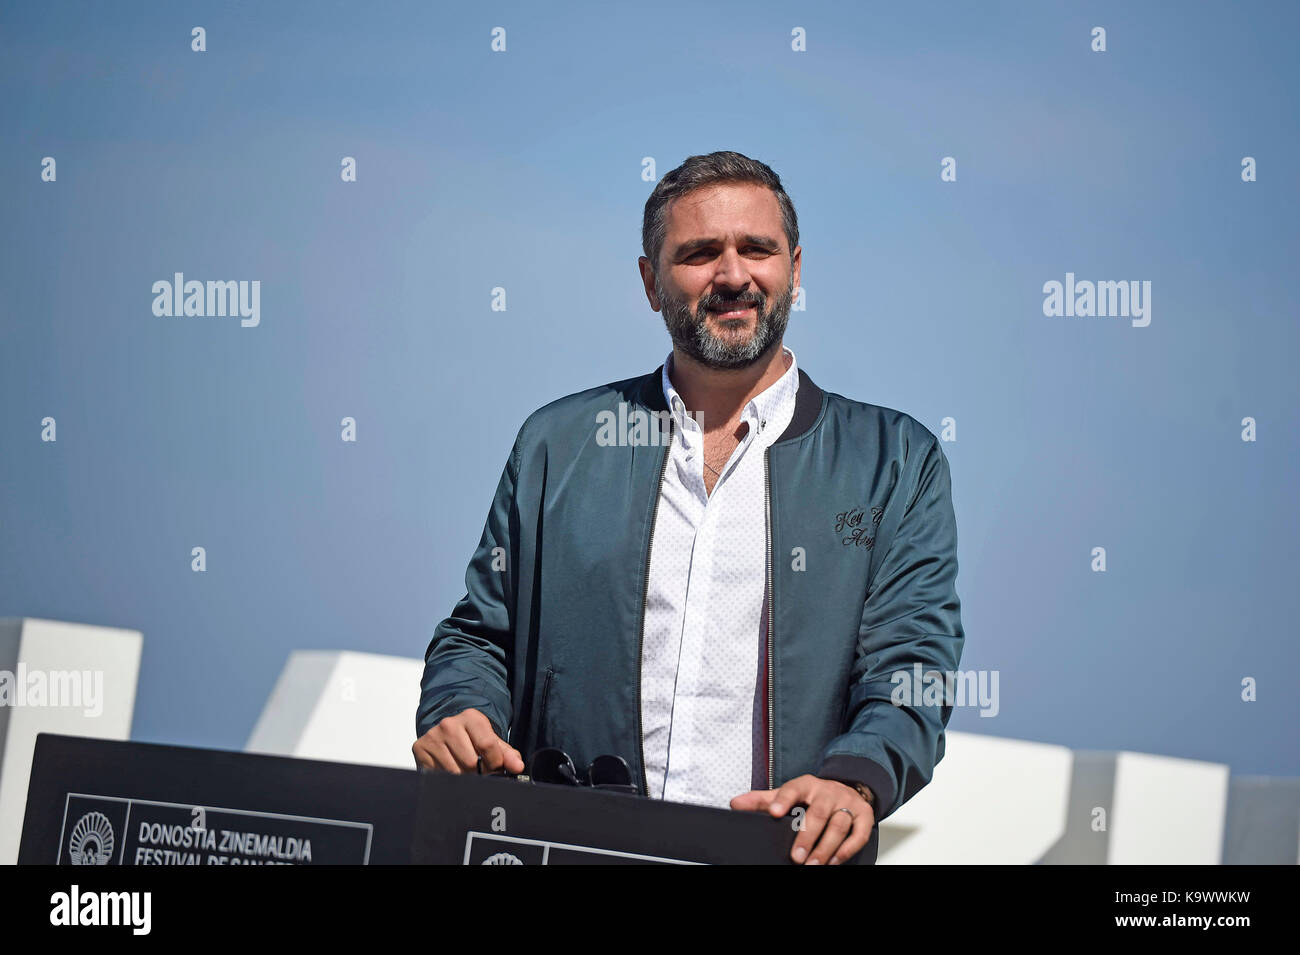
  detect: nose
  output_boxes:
[711,245,753,292]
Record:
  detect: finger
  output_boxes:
[440,724,481,772]
[461,713,522,774]
[463,712,506,759]
[730,789,778,812]
[830,812,873,865]
[769,776,815,816]
[500,742,525,774]
[413,733,454,771]
[807,805,856,865]
[790,791,838,863]
[424,738,462,774]
[479,739,520,775]
[412,737,436,770]
[476,739,506,774]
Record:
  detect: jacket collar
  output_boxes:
[635,356,825,445]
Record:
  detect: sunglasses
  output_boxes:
[479,747,638,794]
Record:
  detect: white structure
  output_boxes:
[877,733,1074,864]
[1106,752,1231,863]
[246,650,1257,864]
[1037,750,1231,864]
[882,740,1232,864]
[246,650,424,770]
[0,618,141,865]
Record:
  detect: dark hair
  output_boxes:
[641,151,799,271]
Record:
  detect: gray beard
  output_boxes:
[656,274,794,370]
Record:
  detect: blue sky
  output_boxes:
[1,1,1297,775]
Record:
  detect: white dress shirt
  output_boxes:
[640,346,800,807]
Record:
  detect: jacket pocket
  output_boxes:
[537,665,556,744]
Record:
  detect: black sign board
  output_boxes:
[21,734,875,866]
[412,770,816,865]
[19,734,418,865]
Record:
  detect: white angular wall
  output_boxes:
[880,738,1232,864]
[1037,750,1231,864]
[245,650,424,769]
[0,618,142,864]
[877,732,1074,864]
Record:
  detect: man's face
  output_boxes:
[642,182,801,370]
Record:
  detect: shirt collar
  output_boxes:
[661,346,800,440]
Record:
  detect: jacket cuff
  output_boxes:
[817,755,897,821]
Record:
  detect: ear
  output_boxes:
[638,256,661,311]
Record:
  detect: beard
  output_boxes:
[656,272,794,370]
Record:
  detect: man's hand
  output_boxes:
[412,707,525,775]
[731,774,874,865]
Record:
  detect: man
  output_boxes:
[414,151,965,865]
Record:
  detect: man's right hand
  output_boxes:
[412,707,526,775]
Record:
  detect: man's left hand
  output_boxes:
[730,775,874,865]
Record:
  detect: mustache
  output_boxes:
[698,294,764,310]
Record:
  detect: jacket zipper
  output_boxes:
[764,446,774,790]
[636,418,674,797]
